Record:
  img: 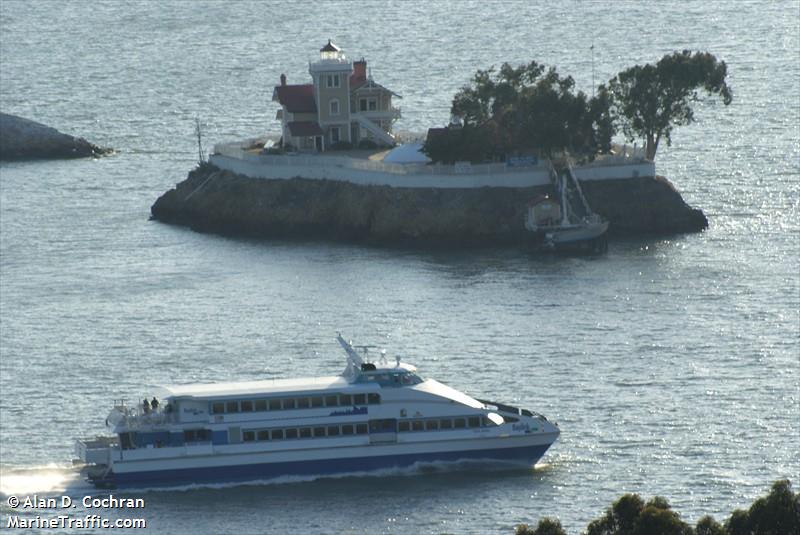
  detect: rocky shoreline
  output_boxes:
[0,113,111,161]
[151,163,707,247]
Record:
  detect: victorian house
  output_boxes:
[272,40,401,152]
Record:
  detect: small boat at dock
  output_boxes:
[525,160,609,253]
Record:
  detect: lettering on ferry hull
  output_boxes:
[328,406,368,417]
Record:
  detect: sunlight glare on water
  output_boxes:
[0,1,797,533]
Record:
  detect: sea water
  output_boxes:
[0,1,797,533]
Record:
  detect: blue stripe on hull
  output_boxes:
[102,443,553,488]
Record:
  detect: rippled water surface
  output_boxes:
[1,1,798,533]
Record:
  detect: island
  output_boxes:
[152,42,731,247]
[0,113,110,161]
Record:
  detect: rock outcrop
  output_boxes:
[0,113,111,161]
[151,163,707,246]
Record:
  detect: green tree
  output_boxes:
[724,479,799,535]
[586,494,693,535]
[607,50,732,160]
[694,516,725,535]
[423,61,614,164]
[515,517,567,535]
[586,493,645,535]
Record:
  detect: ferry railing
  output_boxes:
[122,408,177,429]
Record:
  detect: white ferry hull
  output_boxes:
[95,433,557,487]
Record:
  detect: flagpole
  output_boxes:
[591,43,595,98]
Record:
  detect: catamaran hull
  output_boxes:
[90,436,557,488]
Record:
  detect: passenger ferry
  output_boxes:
[76,335,560,487]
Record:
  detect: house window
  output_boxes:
[359,98,378,112]
[330,127,340,144]
[330,99,339,116]
[326,74,340,88]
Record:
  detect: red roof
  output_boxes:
[274,84,316,113]
[287,121,323,137]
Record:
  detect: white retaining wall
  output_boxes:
[208,147,655,189]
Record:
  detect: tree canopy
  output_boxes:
[513,479,796,535]
[607,50,732,160]
[423,50,731,165]
[423,61,614,163]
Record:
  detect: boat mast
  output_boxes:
[565,159,593,217]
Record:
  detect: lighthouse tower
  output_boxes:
[309,40,353,146]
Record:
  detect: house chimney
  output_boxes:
[280,73,287,86]
[353,59,367,83]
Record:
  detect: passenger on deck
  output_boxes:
[142,398,150,414]
[151,397,159,411]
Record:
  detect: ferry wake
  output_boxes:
[75,335,560,487]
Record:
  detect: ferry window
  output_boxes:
[282,398,296,410]
[184,429,209,442]
[367,393,380,405]
[440,419,453,429]
[311,396,323,408]
[341,424,354,435]
[353,394,366,405]
[243,431,255,442]
[120,432,135,450]
[468,417,481,428]
[313,427,326,437]
[285,428,298,439]
[356,424,368,435]
[211,402,224,414]
[325,395,338,407]
[297,397,310,409]
[269,399,282,411]
[327,426,340,436]
[426,420,439,431]
[339,394,352,406]
[299,428,312,439]
[255,400,267,412]
[271,429,284,440]
[226,401,239,413]
[398,421,410,432]
[257,430,270,441]
[454,418,466,429]
[240,401,253,412]
[412,420,424,432]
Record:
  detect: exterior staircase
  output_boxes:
[352,113,396,146]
